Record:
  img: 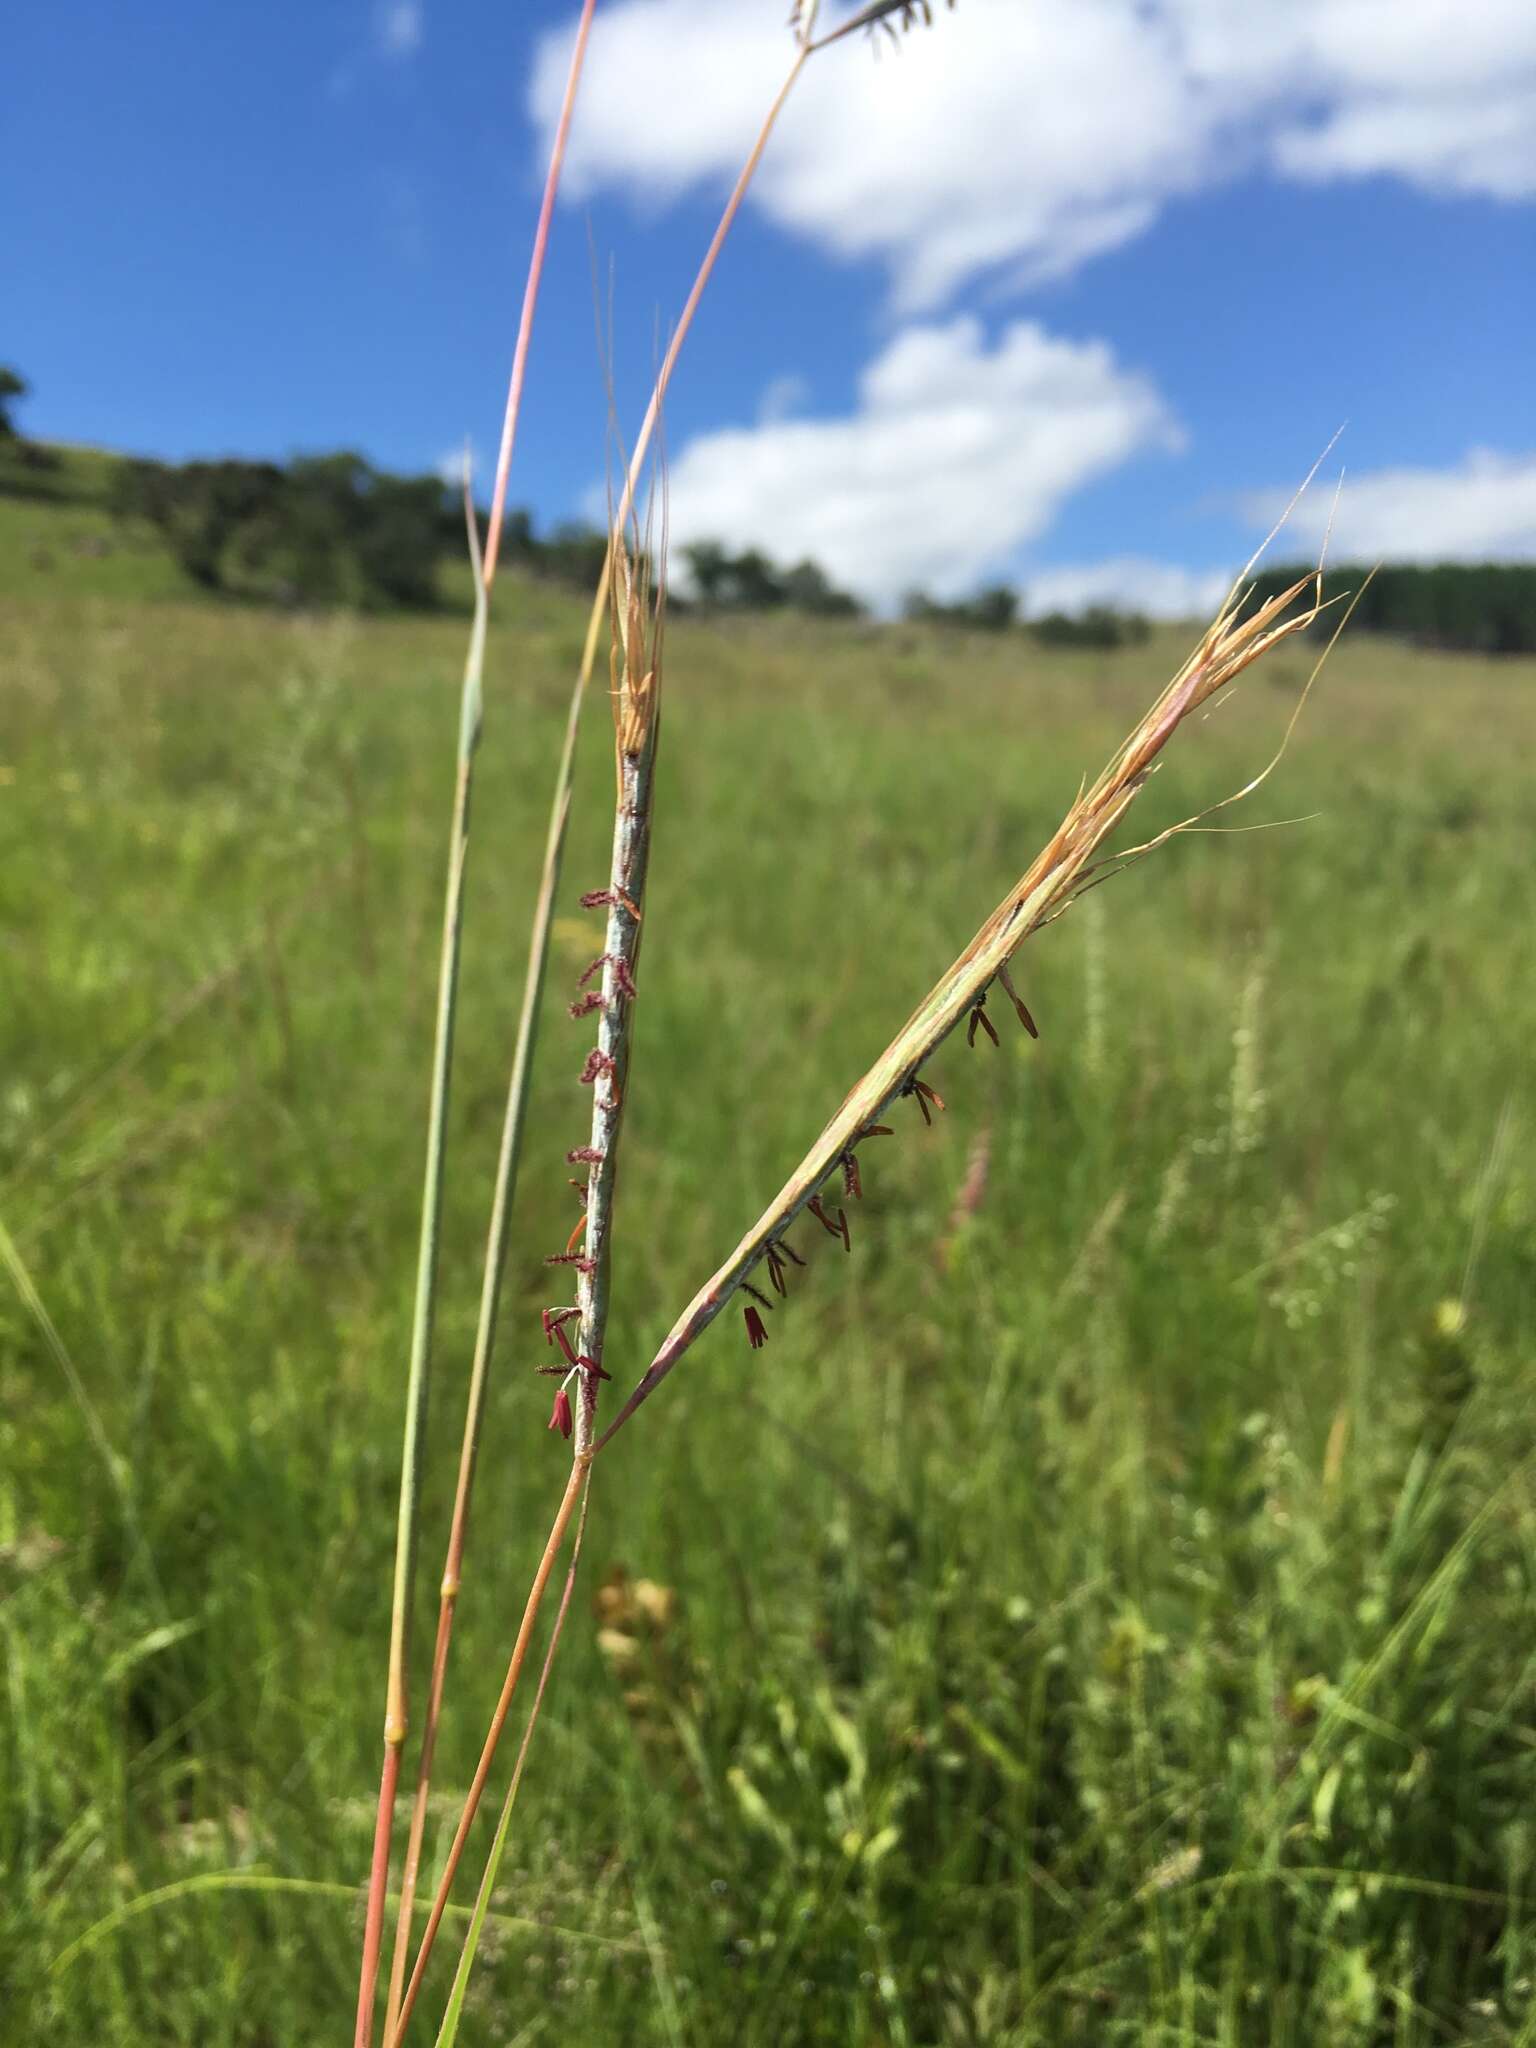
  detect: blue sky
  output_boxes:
[7,0,1536,611]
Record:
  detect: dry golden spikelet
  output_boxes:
[607,525,662,763]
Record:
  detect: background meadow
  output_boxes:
[3,470,1534,2043]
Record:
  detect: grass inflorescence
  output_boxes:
[3,582,1534,2042]
[6,3,1536,2043]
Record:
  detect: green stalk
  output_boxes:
[353,510,487,2048]
[366,10,600,2033]
[395,520,667,2039]
[414,500,668,2039]
[430,1477,592,2048]
[381,586,606,2044]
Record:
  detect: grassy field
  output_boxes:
[2,508,1534,2044]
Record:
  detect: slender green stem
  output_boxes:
[383,604,598,2044]
[370,12,599,2032]
[431,1476,592,2048]
[353,524,487,2048]
[388,43,815,2040]
[391,1456,590,2045]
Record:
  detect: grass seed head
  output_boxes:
[609,519,663,764]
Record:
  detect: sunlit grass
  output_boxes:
[3,579,1534,2044]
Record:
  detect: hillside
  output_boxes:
[4,553,1535,2042]
[0,441,196,603]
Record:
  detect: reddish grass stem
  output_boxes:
[384,36,821,2038]
[358,18,597,2043]
[482,0,597,591]
[392,1456,590,2044]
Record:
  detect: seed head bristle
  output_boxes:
[788,0,821,45]
[810,0,956,49]
[593,564,1331,1456]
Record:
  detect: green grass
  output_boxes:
[2,573,1534,2045]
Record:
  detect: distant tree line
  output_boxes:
[903,581,1152,648]
[98,449,873,619]
[1249,561,1536,658]
[109,454,450,609]
[6,361,1533,649]
[104,454,640,612]
[903,583,1019,632]
[681,539,863,616]
[0,364,28,437]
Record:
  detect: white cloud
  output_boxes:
[756,374,809,425]
[1024,559,1233,621]
[1245,450,1536,563]
[664,316,1178,606]
[532,0,1536,307]
[376,0,422,60]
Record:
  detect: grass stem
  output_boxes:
[353,534,487,2048]
[375,15,598,2032]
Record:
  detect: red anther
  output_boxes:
[545,1251,596,1275]
[543,1305,580,1344]
[841,1151,862,1201]
[742,1281,773,1312]
[579,1049,616,1088]
[904,1077,945,1126]
[579,888,642,921]
[744,1305,768,1349]
[577,1353,612,1382]
[967,998,1000,1049]
[858,1125,893,1141]
[567,1146,604,1165]
[578,953,638,1001]
[563,1215,586,1255]
[550,1319,579,1367]
[997,963,1040,1039]
[569,992,603,1019]
[548,1388,573,1439]
[809,1195,851,1252]
[777,1237,807,1268]
[765,1244,788,1295]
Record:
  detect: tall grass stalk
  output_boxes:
[431,517,665,2045]
[400,563,1332,2037]
[380,16,601,2032]
[351,509,486,2048]
[354,14,596,2041]
[481,0,598,588]
[381,586,603,2044]
[367,11,1339,2039]
[384,46,819,2031]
